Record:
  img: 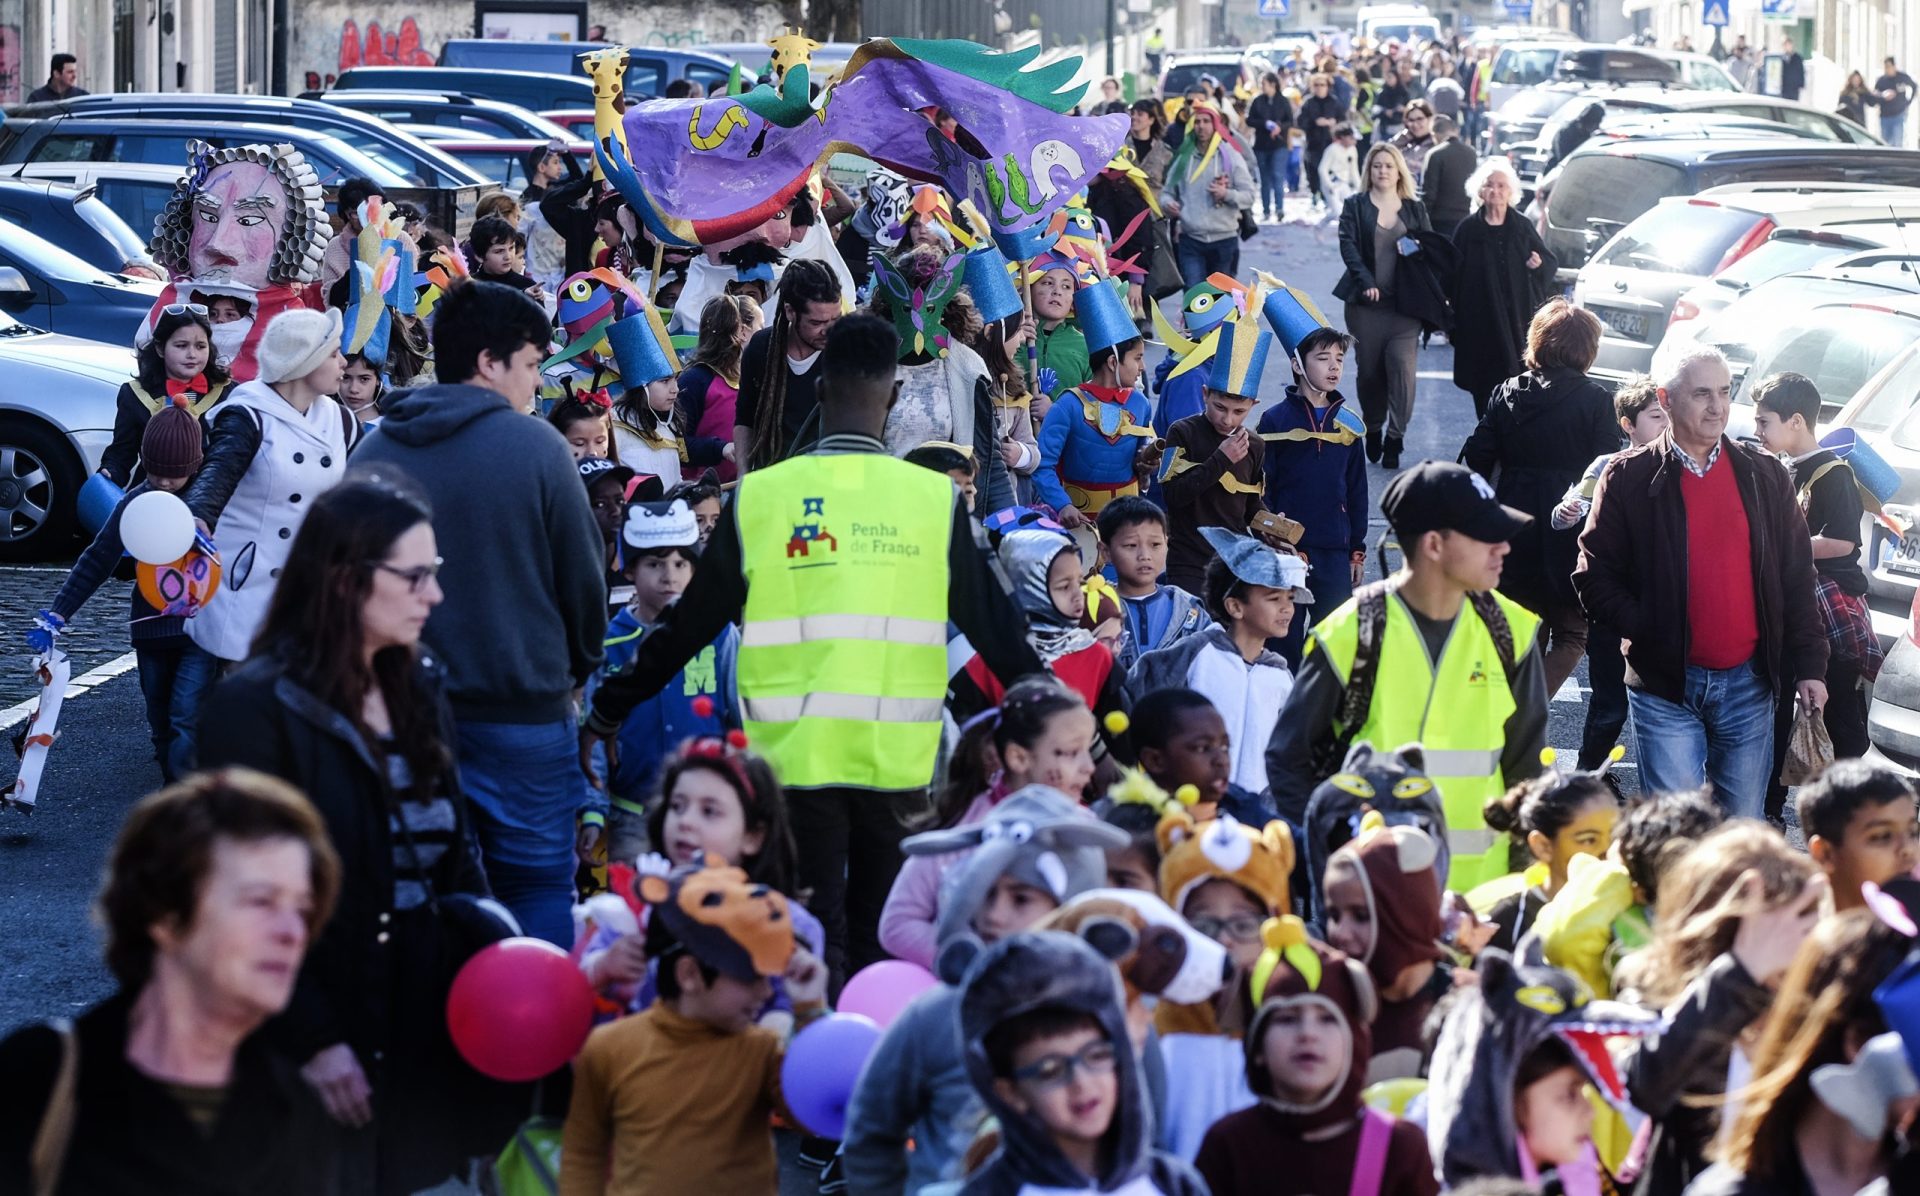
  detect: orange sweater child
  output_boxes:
[559,856,826,1196]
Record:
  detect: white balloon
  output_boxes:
[120,490,195,565]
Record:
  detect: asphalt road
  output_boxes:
[0,192,1614,1037]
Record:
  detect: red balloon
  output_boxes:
[446,938,596,1081]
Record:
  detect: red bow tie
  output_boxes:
[167,374,209,400]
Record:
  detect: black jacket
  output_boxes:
[1420,138,1478,234]
[1299,95,1347,153]
[1447,210,1558,395]
[1247,92,1293,152]
[0,991,336,1196]
[1573,434,1829,703]
[1333,192,1433,302]
[1460,366,1620,613]
[99,378,232,486]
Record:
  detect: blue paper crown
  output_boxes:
[963,245,1024,324]
[1207,318,1271,398]
[607,304,680,385]
[1074,277,1137,354]
[1263,283,1331,357]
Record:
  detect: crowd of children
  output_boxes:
[19,52,1920,1196]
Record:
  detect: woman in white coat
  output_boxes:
[185,308,358,667]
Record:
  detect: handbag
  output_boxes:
[1779,700,1835,788]
[1238,207,1260,241]
[1146,217,1184,300]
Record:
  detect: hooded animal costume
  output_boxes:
[955,930,1210,1196]
[1426,941,1657,1192]
[1152,808,1297,1158]
[1195,917,1439,1196]
[1326,819,1447,1082]
[842,787,1126,1196]
[1302,742,1451,930]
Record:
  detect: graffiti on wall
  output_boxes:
[338,17,436,75]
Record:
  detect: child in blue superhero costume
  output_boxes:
[1034,276,1161,529]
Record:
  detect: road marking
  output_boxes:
[0,651,138,731]
[1552,678,1591,703]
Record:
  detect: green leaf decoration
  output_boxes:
[890,38,1088,114]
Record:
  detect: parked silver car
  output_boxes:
[1579,186,1920,383]
[0,311,132,559]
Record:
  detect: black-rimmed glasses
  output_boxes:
[370,557,443,593]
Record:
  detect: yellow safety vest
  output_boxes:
[736,453,954,791]
[1307,588,1541,891]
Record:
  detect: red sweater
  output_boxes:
[1680,452,1759,669]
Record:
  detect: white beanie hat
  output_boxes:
[256,307,342,384]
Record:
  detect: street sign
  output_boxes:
[1503,0,1532,15]
[1761,0,1796,17]
[1258,0,1289,15]
[1702,0,1730,25]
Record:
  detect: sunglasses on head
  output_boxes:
[162,303,209,317]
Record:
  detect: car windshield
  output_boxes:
[1494,48,1562,87]
[1855,344,1920,442]
[1369,23,1434,43]
[1684,60,1740,91]
[1738,305,1920,414]
[1163,61,1238,94]
[1594,201,1762,275]
[0,217,124,284]
[1550,157,1689,240]
[1500,89,1581,120]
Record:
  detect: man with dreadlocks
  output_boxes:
[735,258,844,470]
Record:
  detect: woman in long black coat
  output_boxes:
[199,473,517,1196]
[1448,156,1559,419]
[1459,298,1620,695]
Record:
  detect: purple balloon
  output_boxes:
[837,960,940,1030]
[780,1013,881,1139]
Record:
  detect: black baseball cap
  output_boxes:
[1381,461,1531,544]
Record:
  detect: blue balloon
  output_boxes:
[779,1012,881,1139]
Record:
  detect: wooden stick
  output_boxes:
[646,241,665,306]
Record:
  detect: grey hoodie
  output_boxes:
[956,930,1209,1196]
[352,382,606,722]
[841,788,1126,1196]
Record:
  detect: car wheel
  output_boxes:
[0,417,82,562]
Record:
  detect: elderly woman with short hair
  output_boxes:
[1459,297,1620,692]
[1448,155,1559,420]
[0,769,341,1194]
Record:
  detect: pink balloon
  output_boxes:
[447,938,596,1081]
[836,959,940,1029]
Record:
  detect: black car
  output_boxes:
[1534,139,1920,281]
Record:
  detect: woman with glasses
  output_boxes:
[183,307,357,670]
[199,472,513,1195]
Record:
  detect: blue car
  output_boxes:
[0,218,163,344]
[0,179,157,279]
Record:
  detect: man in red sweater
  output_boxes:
[1573,347,1828,818]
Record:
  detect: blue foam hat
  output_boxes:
[607,302,680,385]
[1207,318,1271,399]
[1074,277,1137,355]
[963,245,1024,324]
[1262,279,1332,357]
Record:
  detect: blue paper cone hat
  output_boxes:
[1207,318,1271,398]
[964,245,1024,324]
[1075,277,1137,354]
[607,301,680,385]
[1263,281,1332,356]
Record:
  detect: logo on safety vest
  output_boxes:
[1467,661,1487,685]
[787,496,839,562]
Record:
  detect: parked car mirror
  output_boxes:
[0,266,34,308]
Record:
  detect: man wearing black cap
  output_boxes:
[1265,461,1548,891]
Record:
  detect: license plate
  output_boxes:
[1892,535,1920,575]
[1595,307,1647,340]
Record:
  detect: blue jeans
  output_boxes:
[138,639,221,782]
[1285,146,1303,192]
[1254,146,1284,217]
[1627,660,1775,819]
[1176,234,1239,292]
[1883,113,1908,147]
[455,718,586,946]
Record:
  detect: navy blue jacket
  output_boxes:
[1256,386,1369,553]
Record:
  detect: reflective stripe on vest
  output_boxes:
[736,454,954,791]
[741,614,949,650]
[1309,588,1542,892]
